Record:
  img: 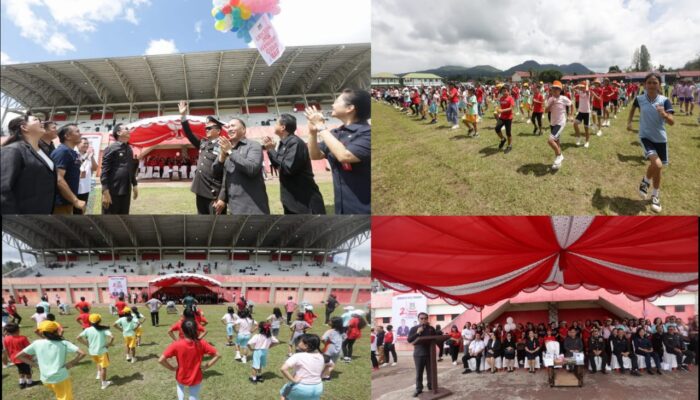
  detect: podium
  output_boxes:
[412,335,452,399]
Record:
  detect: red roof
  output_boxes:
[678,70,700,78]
[514,71,530,77]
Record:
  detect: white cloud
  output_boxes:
[372,0,700,73]
[194,20,203,41]
[1,52,17,65]
[145,39,179,55]
[125,8,138,25]
[271,0,370,46]
[2,0,151,55]
[46,33,77,55]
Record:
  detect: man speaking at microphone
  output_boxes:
[407,312,436,397]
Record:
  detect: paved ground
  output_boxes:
[372,351,699,400]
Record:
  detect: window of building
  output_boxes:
[436,314,445,321]
[674,305,686,312]
[382,317,390,324]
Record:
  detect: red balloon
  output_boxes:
[230,0,240,7]
[222,4,231,13]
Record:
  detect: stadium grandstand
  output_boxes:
[2,215,371,306]
[0,43,370,176]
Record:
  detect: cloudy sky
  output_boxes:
[372,0,699,73]
[1,0,370,64]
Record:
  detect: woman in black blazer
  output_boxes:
[525,330,541,373]
[502,331,517,372]
[1,113,56,214]
[485,331,501,373]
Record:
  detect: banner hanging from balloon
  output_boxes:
[211,0,285,64]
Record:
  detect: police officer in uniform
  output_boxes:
[178,100,226,214]
[588,327,607,374]
[101,124,138,214]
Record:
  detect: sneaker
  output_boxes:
[96,372,101,380]
[381,363,388,368]
[451,125,459,130]
[498,139,507,150]
[639,179,650,199]
[651,195,662,213]
[101,381,112,390]
[391,362,397,366]
[504,145,512,154]
[576,140,581,146]
[241,356,247,364]
[552,154,564,168]
[453,361,458,366]
[131,357,136,364]
[681,364,690,371]
[249,377,258,384]
[322,376,331,381]
[20,383,26,390]
[462,369,472,374]
[126,356,131,362]
[584,142,590,148]
[596,130,602,136]
[631,370,641,376]
[235,353,242,360]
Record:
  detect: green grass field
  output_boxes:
[86,181,335,215]
[1,304,369,400]
[372,101,700,215]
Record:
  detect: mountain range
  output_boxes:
[409,60,595,78]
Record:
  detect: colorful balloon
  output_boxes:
[240,6,251,20]
[215,10,225,20]
[221,4,231,14]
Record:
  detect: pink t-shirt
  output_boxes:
[282,352,328,385]
[546,95,572,126]
[248,333,279,350]
[577,90,591,113]
[285,300,296,313]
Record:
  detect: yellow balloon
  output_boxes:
[240,6,251,20]
[215,19,227,31]
[211,7,219,17]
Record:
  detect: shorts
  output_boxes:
[236,333,251,347]
[44,377,73,400]
[91,353,110,368]
[603,101,610,108]
[280,382,324,400]
[685,97,694,104]
[226,323,235,337]
[522,103,531,111]
[325,351,340,363]
[640,138,668,165]
[272,328,280,337]
[15,362,31,375]
[124,336,137,349]
[575,112,590,126]
[550,125,565,141]
[678,97,686,103]
[252,348,268,369]
[291,331,304,345]
[135,327,143,337]
[464,114,478,123]
[429,103,437,113]
[592,107,602,116]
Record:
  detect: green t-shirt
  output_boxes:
[78,326,113,356]
[37,301,51,314]
[467,95,478,115]
[115,317,140,337]
[22,339,79,384]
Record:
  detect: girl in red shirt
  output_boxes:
[531,83,545,135]
[2,323,33,388]
[495,86,515,153]
[159,320,221,400]
[447,325,462,365]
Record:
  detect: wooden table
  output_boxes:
[548,363,584,387]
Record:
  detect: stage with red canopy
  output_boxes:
[148,273,225,300]
[372,216,698,311]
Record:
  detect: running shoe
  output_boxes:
[651,195,662,213]
[101,381,112,390]
[504,145,512,154]
[498,139,507,150]
[596,130,602,136]
[584,142,590,148]
[451,125,459,130]
[639,178,650,199]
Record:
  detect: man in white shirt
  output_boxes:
[145,297,163,327]
[462,331,486,374]
[76,138,97,214]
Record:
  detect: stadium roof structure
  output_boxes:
[0,43,370,115]
[1,215,370,254]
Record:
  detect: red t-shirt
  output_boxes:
[602,85,614,102]
[476,88,484,103]
[115,301,127,315]
[449,331,461,343]
[511,86,520,100]
[544,335,557,343]
[304,311,317,326]
[76,313,91,329]
[162,339,217,386]
[412,92,420,104]
[449,88,460,103]
[347,317,362,340]
[441,89,448,100]
[499,95,515,120]
[3,335,31,364]
[591,88,604,108]
[75,301,90,312]
[532,92,544,113]
[384,331,394,344]
[194,313,208,326]
[169,320,205,339]
[7,303,17,315]
[558,327,568,338]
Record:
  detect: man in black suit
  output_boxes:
[178,100,226,214]
[407,312,436,397]
[397,319,410,337]
[101,124,138,214]
[262,113,325,214]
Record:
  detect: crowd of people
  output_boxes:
[0,89,371,215]
[2,292,368,400]
[373,73,697,213]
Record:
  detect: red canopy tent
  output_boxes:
[372,216,698,311]
[125,115,229,148]
[148,273,225,300]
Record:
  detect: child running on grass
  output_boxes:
[159,320,221,400]
[2,323,34,389]
[233,308,256,364]
[31,306,47,329]
[16,320,86,400]
[168,308,207,341]
[531,82,545,135]
[77,313,114,390]
[464,87,479,137]
[590,80,604,136]
[221,306,239,346]
[544,80,574,170]
[113,307,140,363]
[267,307,284,338]
[573,80,592,148]
[130,306,146,346]
[321,316,344,380]
[495,85,515,153]
[626,72,674,213]
[75,307,91,330]
[248,322,280,384]
[280,334,333,400]
[288,312,311,357]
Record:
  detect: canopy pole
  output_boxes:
[480,309,483,323]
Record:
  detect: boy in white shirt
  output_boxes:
[545,81,574,170]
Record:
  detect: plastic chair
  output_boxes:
[662,343,679,371]
[189,166,197,179]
